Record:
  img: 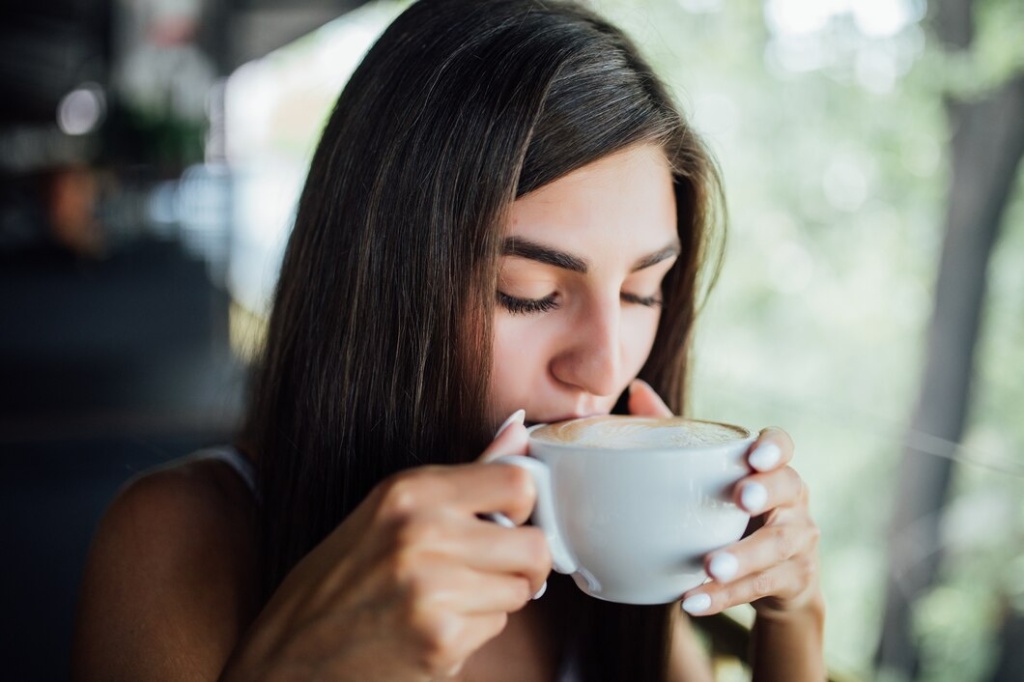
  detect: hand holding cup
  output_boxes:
[627,380,822,618]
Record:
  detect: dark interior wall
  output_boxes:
[1,432,235,680]
[0,237,245,679]
[0,2,369,678]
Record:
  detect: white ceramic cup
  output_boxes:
[494,415,754,605]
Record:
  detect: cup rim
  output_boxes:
[526,416,755,451]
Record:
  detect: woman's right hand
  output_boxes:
[223,415,549,681]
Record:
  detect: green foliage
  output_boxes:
[926,0,1024,98]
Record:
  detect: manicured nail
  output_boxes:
[532,581,547,600]
[629,378,651,393]
[709,552,738,582]
[479,511,516,528]
[749,442,781,472]
[495,409,526,437]
[681,593,711,615]
[740,482,768,513]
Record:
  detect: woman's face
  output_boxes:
[488,143,679,427]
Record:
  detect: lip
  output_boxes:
[527,412,607,427]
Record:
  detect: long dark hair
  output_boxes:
[244,0,724,678]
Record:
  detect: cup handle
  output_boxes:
[488,454,577,575]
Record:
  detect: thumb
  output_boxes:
[478,409,529,463]
[627,379,674,417]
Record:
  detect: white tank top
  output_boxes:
[192,446,257,497]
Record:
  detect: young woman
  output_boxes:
[73,0,824,679]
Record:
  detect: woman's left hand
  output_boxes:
[628,379,822,619]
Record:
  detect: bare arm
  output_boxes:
[667,612,715,682]
[72,420,550,681]
[71,459,259,681]
[750,592,827,682]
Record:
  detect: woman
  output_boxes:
[73,0,824,679]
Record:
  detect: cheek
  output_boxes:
[488,318,547,417]
[492,318,533,370]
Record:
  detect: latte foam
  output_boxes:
[530,416,747,449]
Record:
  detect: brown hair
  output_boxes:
[244,0,724,678]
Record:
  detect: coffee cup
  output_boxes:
[494,415,754,605]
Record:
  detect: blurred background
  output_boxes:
[1,0,1021,680]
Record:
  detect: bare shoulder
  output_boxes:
[72,453,259,681]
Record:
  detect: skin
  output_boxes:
[489,144,678,425]
[72,144,824,681]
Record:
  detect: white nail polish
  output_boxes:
[479,511,516,528]
[494,409,526,437]
[709,552,738,582]
[681,593,711,615]
[629,378,648,392]
[741,482,768,513]
[749,442,781,472]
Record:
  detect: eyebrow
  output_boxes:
[501,237,680,274]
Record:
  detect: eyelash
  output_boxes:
[497,292,558,315]
[497,291,663,315]
[622,293,663,308]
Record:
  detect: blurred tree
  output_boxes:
[989,608,1024,681]
[875,0,1024,679]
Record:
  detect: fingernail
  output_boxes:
[478,511,516,528]
[532,581,547,600]
[629,378,651,393]
[740,482,768,513]
[708,552,738,582]
[749,442,781,472]
[681,593,711,615]
[494,409,526,437]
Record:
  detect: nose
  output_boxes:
[550,294,623,397]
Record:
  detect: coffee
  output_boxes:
[531,415,748,449]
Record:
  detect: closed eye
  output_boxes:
[498,290,661,314]
[622,292,662,307]
[497,291,558,315]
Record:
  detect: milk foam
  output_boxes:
[531,416,746,449]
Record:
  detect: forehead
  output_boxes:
[508,144,677,251]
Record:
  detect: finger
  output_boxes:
[365,507,551,612]
[733,466,806,515]
[377,461,537,526]
[627,378,673,417]
[449,612,510,667]
[393,510,550,579]
[450,463,540,524]
[478,409,529,463]
[747,427,795,472]
[461,523,551,592]
[412,609,509,678]
[704,518,819,586]
[417,563,538,616]
[681,560,813,616]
